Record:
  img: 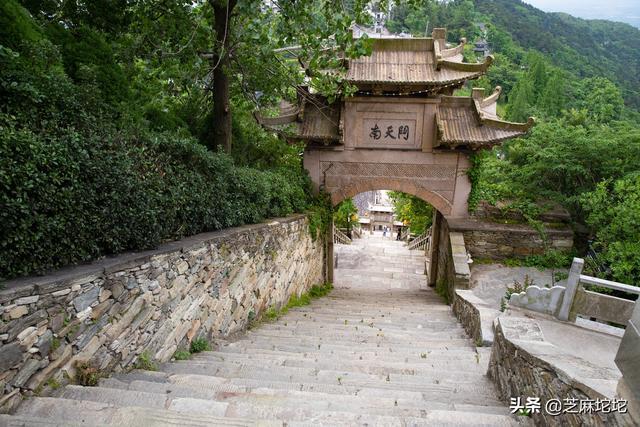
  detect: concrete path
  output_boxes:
[3,234,529,426]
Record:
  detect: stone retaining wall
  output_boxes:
[435,215,470,303]
[447,218,573,260]
[0,215,324,412]
[489,316,633,426]
[452,290,500,346]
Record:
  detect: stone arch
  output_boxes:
[329,179,453,215]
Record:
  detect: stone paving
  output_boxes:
[2,233,530,426]
[470,263,567,310]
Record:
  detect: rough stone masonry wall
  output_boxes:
[0,215,323,412]
[447,218,573,261]
[489,316,633,427]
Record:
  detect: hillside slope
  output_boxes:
[476,0,640,108]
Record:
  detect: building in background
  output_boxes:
[353,191,404,236]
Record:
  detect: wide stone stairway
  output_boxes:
[3,233,525,426]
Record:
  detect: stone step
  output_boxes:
[293,298,451,310]
[252,321,467,337]
[166,356,489,382]
[285,412,528,427]
[189,351,489,374]
[0,414,110,427]
[221,336,474,353]
[270,310,458,325]
[242,327,469,343]
[47,385,511,426]
[161,360,493,392]
[96,377,508,417]
[108,371,503,407]
[99,376,504,410]
[14,397,280,426]
[334,269,427,280]
[290,304,452,316]
[255,318,464,331]
[208,346,489,364]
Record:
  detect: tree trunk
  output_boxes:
[210,0,236,153]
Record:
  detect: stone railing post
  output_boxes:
[615,301,640,423]
[557,257,584,321]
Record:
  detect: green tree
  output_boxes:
[333,199,358,236]
[581,173,640,284]
[506,75,534,122]
[526,52,548,98]
[389,192,433,235]
[577,77,624,124]
[538,69,567,117]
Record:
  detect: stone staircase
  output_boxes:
[1,234,527,426]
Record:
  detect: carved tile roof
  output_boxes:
[346,36,492,88]
[255,93,341,142]
[436,92,534,149]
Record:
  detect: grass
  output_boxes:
[502,250,573,270]
[47,377,61,390]
[76,361,103,386]
[133,351,158,371]
[435,279,450,304]
[190,337,210,353]
[262,282,334,322]
[173,349,191,360]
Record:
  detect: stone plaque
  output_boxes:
[364,119,416,145]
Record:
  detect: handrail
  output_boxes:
[578,275,640,295]
[333,226,352,245]
[351,227,361,239]
[558,257,639,322]
[408,231,429,251]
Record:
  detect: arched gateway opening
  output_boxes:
[331,189,443,290]
[257,28,533,284]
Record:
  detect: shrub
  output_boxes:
[0,39,312,281]
[133,351,158,371]
[76,361,102,386]
[190,338,210,353]
[0,117,311,280]
[173,350,191,360]
[505,275,535,300]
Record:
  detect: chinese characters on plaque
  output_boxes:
[363,119,415,146]
[369,124,410,141]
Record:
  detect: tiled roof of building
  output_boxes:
[345,30,492,90]
[435,87,534,149]
[257,87,533,147]
[254,91,341,142]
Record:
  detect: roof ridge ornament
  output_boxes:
[480,86,502,107]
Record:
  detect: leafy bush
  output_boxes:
[581,173,640,284]
[0,116,310,280]
[76,361,102,386]
[133,351,158,371]
[505,275,535,300]
[173,349,191,360]
[189,338,210,353]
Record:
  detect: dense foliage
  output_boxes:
[333,199,358,235]
[389,192,433,235]
[0,0,330,280]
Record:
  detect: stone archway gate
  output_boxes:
[257,29,533,282]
